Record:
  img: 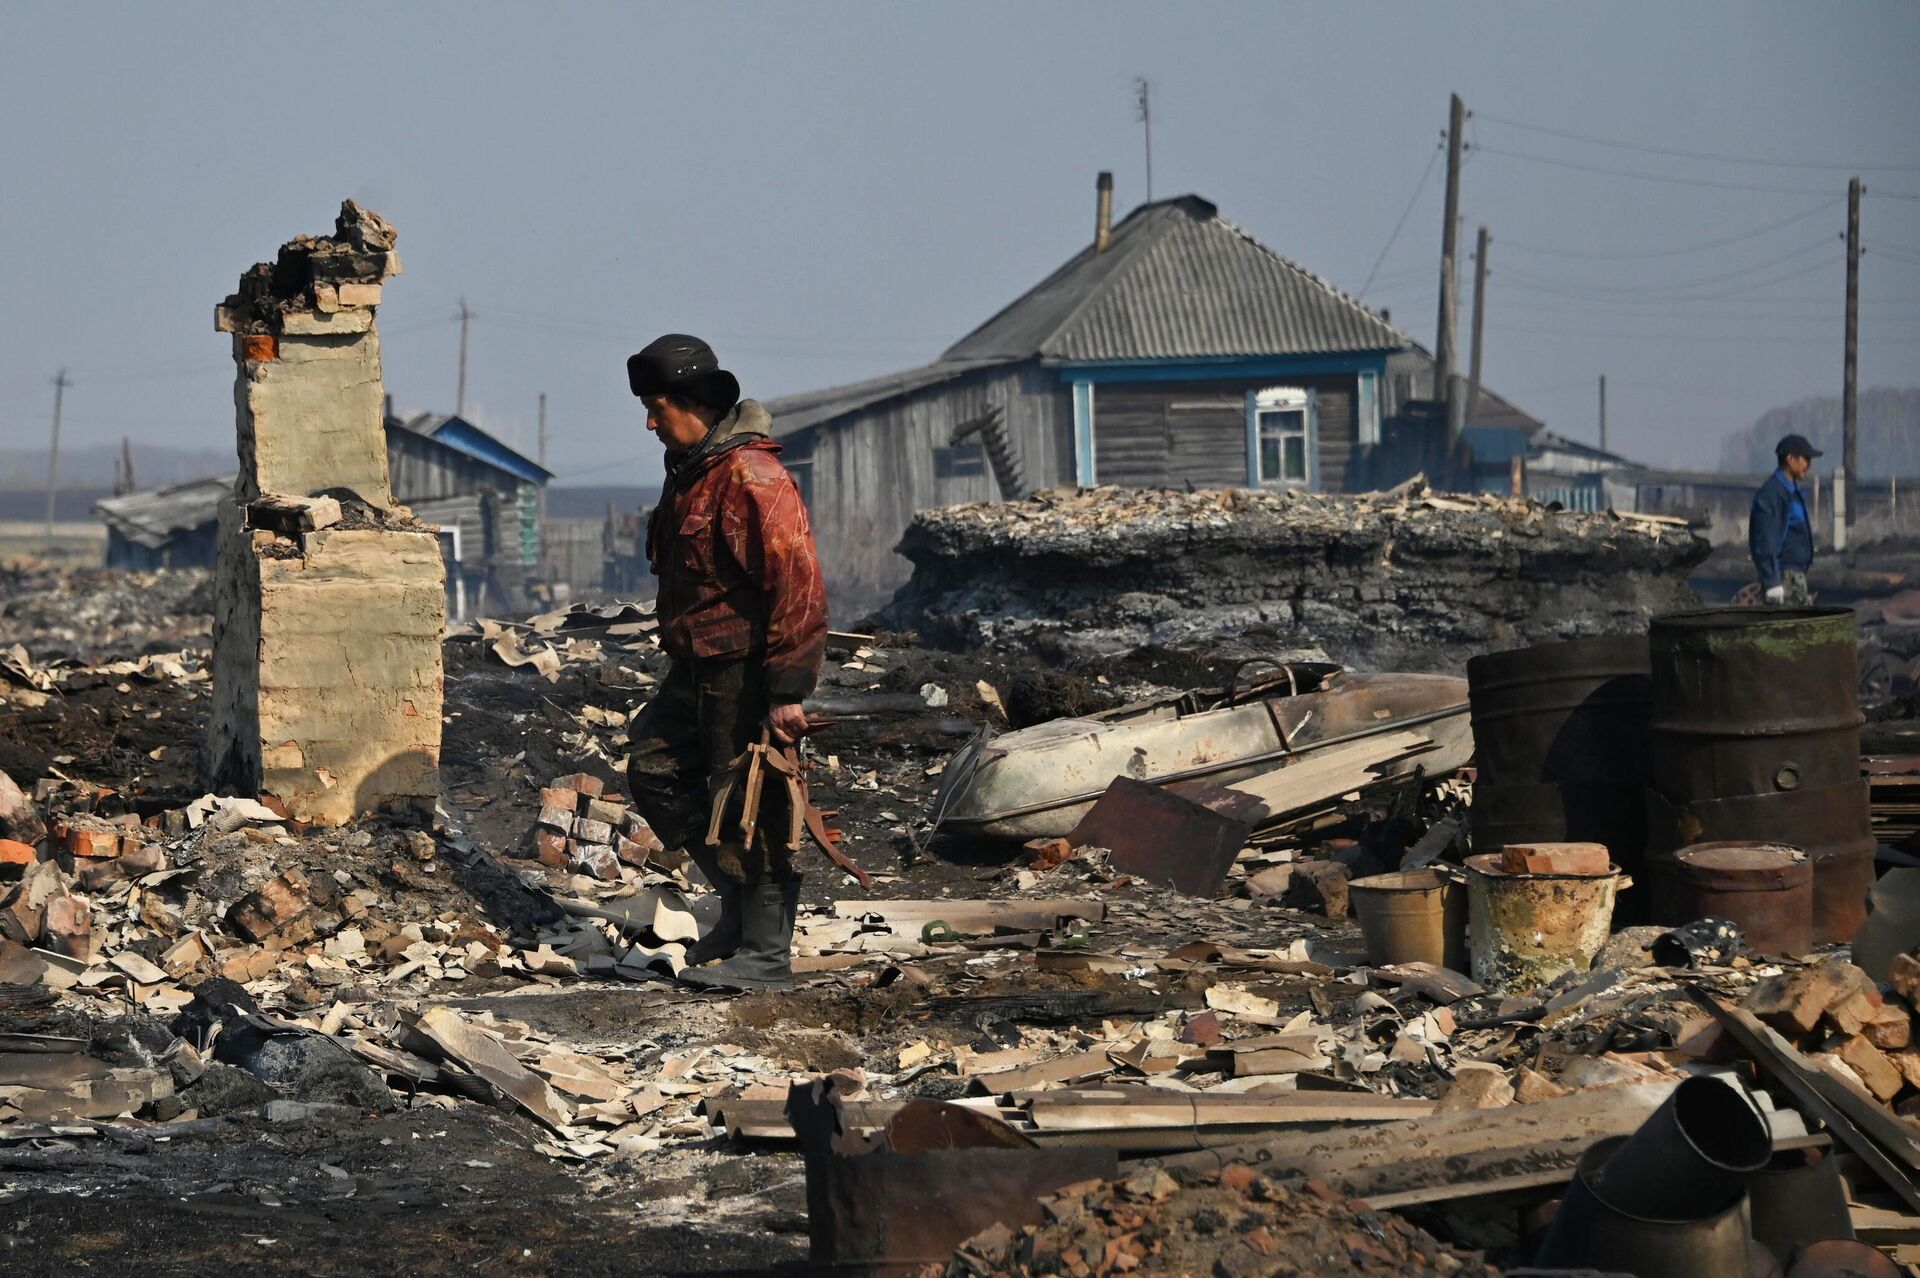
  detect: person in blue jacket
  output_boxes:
[1749,433,1821,605]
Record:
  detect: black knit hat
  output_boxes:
[626,333,740,411]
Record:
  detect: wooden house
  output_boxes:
[767,177,1543,611]
[384,410,554,615]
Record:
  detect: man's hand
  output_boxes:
[768,702,810,746]
[1764,585,1785,604]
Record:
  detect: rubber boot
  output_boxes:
[679,879,795,992]
[681,882,741,967]
[679,844,742,967]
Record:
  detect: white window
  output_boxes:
[1254,387,1313,488]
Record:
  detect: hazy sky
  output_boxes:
[3,2,1917,487]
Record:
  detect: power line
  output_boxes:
[1492,200,1840,261]
[1475,112,1920,173]
[1358,141,1443,298]
[1497,253,1841,304]
[1493,239,1838,298]
[1473,144,1837,196]
[1483,322,1919,347]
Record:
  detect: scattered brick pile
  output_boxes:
[938,1164,1497,1278]
[1743,955,1920,1109]
[524,772,664,880]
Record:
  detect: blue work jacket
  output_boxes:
[1749,470,1814,589]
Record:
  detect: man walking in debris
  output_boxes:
[1749,433,1821,606]
[624,335,827,991]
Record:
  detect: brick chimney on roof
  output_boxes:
[1095,171,1114,253]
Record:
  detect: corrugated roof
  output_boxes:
[94,475,233,548]
[943,196,1412,364]
[389,412,554,483]
[764,359,1009,438]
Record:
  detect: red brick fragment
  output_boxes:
[0,839,37,874]
[42,896,92,961]
[1500,842,1611,876]
[1218,1163,1258,1192]
[228,869,312,942]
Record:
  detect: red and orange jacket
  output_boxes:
[646,400,828,704]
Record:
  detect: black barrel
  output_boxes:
[1649,608,1863,799]
[1468,637,1653,915]
[1469,635,1652,785]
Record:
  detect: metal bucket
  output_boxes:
[1650,607,1863,799]
[1534,1136,1755,1277]
[1468,635,1652,785]
[1595,1075,1773,1221]
[1646,780,1876,945]
[1748,1148,1855,1263]
[1657,842,1814,958]
[1348,870,1467,970]
[1463,852,1623,992]
[1472,778,1651,921]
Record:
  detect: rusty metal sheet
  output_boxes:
[789,1081,1115,1276]
[1068,776,1249,898]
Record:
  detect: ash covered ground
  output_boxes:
[0,566,1468,1277]
[5,563,1905,1278]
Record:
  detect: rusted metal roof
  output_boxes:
[943,196,1412,364]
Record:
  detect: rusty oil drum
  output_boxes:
[1468,636,1653,906]
[1468,635,1652,784]
[1649,607,1863,800]
[1646,780,1875,945]
[1655,842,1814,957]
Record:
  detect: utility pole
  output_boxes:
[536,391,549,525]
[43,368,70,547]
[1434,93,1466,433]
[1466,225,1489,429]
[1134,77,1153,202]
[1599,374,1608,453]
[1844,176,1862,526]
[456,299,473,417]
[117,437,136,496]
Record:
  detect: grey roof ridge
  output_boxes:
[1024,201,1190,360]
[1193,209,1415,352]
[940,197,1186,361]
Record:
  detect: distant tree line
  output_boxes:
[1720,387,1920,478]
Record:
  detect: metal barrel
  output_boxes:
[1649,607,1863,800]
[1468,636,1653,919]
[1646,780,1876,945]
[1469,635,1652,786]
[1654,842,1814,958]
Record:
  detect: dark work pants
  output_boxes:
[626,657,797,885]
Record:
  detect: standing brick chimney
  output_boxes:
[1095,171,1114,253]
